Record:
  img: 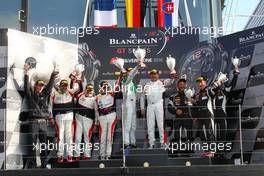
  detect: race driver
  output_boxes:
[51,79,80,163]
[96,77,122,160]
[121,64,142,148]
[168,79,193,143]
[193,75,222,157]
[74,84,99,160]
[213,69,239,145]
[140,69,177,149]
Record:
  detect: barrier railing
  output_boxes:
[2,105,264,169]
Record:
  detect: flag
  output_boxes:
[125,0,141,27]
[94,0,117,28]
[157,0,179,27]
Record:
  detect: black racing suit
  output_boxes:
[193,86,218,143]
[168,91,193,142]
[24,72,56,168]
[213,71,239,142]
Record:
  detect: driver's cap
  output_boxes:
[126,67,133,72]
[60,79,68,86]
[100,80,109,87]
[86,84,94,91]
[35,80,45,86]
[196,75,207,82]
[149,69,158,75]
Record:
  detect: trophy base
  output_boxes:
[187,103,193,106]
[170,70,176,74]
[140,63,146,68]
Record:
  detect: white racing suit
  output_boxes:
[96,92,117,158]
[74,92,98,158]
[140,79,174,147]
[52,89,76,158]
[122,66,140,146]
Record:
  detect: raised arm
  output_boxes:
[163,73,177,88]
[43,69,59,96]
[224,70,239,92]
[123,65,140,85]
[69,79,83,96]
[23,64,31,96]
[113,75,123,97]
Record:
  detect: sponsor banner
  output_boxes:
[79,27,199,81]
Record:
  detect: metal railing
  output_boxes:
[2,105,264,169]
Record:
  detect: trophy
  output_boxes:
[52,59,60,73]
[25,57,37,69]
[216,72,228,85]
[166,55,176,74]
[231,56,241,72]
[110,57,126,73]
[181,74,187,80]
[75,64,85,75]
[133,46,146,68]
[184,87,195,105]
[71,63,85,80]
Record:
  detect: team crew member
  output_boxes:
[140,69,176,149]
[193,76,221,157]
[213,69,239,142]
[168,79,193,143]
[74,84,98,160]
[96,78,122,160]
[52,79,80,163]
[121,64,141,148]
[24,64,58,168]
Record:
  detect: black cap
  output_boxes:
[100,80,109,87]
[177,79,187,84]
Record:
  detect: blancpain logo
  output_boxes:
[109,38,159,45]
[239,31,264,44]
[108,30,167,55]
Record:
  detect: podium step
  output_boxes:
[52,161,79,168]
[125,148,169,167]
[52,159,123,168]
[168,157,234,166]
[79,159,123,168]
[168,157,212,166]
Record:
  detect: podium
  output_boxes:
[52,147,233,168]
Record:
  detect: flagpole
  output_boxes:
[148,0,152,27]
[83,0,91,28]
[184,0,192,26]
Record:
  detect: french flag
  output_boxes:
[158,0,179,27]
[94,0,117,28]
